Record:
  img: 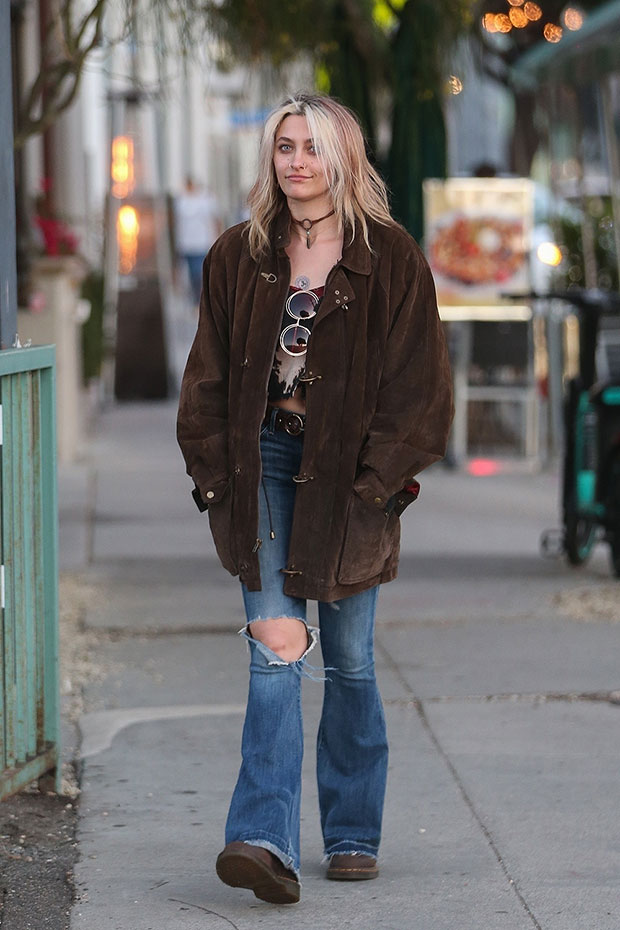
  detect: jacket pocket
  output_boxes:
[386,484,420,517]
[207,479,237,575]
[337,492,399,585]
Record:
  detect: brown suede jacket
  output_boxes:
[177,210,454,601]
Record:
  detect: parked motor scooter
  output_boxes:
[508,288,620,576]
[551,289,620,576]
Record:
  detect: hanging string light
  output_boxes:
[480,0,576,41]
[563,7,585,30]
[509,6,528,27]
[543,22,563,42]
[494,12,512,32]
[523,2,542,21]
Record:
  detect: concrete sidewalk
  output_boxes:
[59,399,620,930]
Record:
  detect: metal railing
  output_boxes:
[0,346,60,799]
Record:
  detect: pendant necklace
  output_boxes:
[292,209,335,249]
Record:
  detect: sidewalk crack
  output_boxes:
[376,636,544,930]
[168,898,240,929]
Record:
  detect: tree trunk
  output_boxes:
[386,1,447,242]
[322,0,377,153]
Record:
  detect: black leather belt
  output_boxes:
[264,405,305,436]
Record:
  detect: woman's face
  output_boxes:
[273,114,330,206]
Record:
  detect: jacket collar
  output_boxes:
[272,207,372,276]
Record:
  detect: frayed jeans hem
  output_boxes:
[323,842,379,861]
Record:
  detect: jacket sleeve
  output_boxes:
[176,243,231,506]
[353,255,454,509]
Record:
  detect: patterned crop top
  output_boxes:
[268,285,324,401]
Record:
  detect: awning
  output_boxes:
[511,0,620,88]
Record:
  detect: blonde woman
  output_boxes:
[177,92,453,904]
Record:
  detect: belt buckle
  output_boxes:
[284,412,304,436]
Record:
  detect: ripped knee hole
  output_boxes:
[247,617,311,663]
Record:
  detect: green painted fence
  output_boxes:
[0,346,60,799]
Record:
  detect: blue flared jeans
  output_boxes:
[224,414,388,878]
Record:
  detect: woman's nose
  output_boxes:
[289,151,306,168]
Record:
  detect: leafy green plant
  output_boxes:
[550,197,619,292]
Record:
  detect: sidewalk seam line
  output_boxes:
[86,466,97,565]
[384,690,619,705]
[376,635,544,930]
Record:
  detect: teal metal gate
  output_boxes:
[0,346,60,799]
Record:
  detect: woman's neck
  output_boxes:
[287,200,340,249]
[286,196,334,224]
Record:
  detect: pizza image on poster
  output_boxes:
[429,213,525,285]
[423,179,534,305]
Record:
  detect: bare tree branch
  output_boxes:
[14,0,107,149]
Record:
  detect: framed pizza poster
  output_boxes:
[423,178,535,306]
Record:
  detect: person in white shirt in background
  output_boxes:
[174,177,221,305]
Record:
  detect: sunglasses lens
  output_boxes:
[280,324,310,356]
[286,290,318,321]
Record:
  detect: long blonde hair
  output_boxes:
[247,93,395,259]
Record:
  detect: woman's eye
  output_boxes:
[279,144,291,152]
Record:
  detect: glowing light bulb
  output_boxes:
[117,205,140,274]
[537,242,563,267]
[494,12,512,32]
[563,7,584,30]
[509,7,528,27]
[118,205,139,236]
[111,136,135,199]
[543,22,563,42]
[524,2,542,21]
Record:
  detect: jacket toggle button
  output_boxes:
[281,567,303,576]
[292,473,314,483]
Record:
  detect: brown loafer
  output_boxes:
[326,853,379,881]
[216,841,300,904]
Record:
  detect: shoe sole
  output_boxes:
[216,848,300,904]
[326,868,379,881]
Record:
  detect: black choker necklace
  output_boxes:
[292,209,335,249]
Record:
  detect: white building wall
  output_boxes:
[19,1,315,274]
[20,0,43,212]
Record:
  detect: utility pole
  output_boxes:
[0,0,18,349]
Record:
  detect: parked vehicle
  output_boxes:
[543,289,620,576]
